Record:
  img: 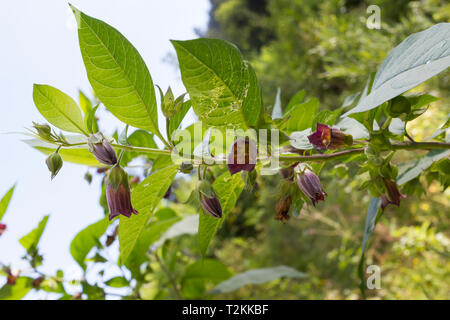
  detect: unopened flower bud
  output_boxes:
[275,195,291,223]
[297,168,327,206]
[158,86,186,118]
[387,96,411,118]
[46,151,63,180]
[381,179,406,210]
[33,122,52,140]
[106,166,138,220]
[88,133,117,166]
[307,123,353,150]
[227,137,257,175]
[180,162,194,174]
[84,172,93,184]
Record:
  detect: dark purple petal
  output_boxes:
[200,193,222,218]
[307,123,331,150]
[106,182,138,221]
[92,141,118,165]
[381,179,406,210]
[227,137,257,175]
[297,169,327,206]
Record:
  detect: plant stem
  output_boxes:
[278,142,450,162]
[59,141,450,163]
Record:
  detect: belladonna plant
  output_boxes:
[22,6,450,296]
[105,165,138,221]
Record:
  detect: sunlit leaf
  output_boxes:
[71,5,161,138]
[33,84,87,135]
[0,185,15,221]
[70,217,109,270]
[285,98,319,132]
[0,277,33,300]
[172,38,262,129]
[19,215,49,253]
[119,165,179,263]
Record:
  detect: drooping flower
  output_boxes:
[227,137,257,175]
[0,223,6,236]
[106,166,138,220]
[381,179,406,210]
[200,192,222,218]
[307,123,353,150]
[297,168,327,206]
[88,132,117,166]
[275,195,292,223]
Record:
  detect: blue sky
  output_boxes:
[0,0,209,297]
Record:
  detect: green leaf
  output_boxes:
[289,129,314,150]
[198,172,244,256]
[168,100,192,139]
[211,266,307,294]
[397,149,450,185]
[70,5,160,138]
[119,165,179,263]
[285,98,319,132]
[182,259,231,284]
[84,105,99,134]
[171,38,262,129]
[344,23,450,116]
[19,215,49,252]
[312,108,343,129]
[105,276,129,288]
[285,89,306,114]
[0,185,15,221]
[125,208,181,274]
[70,217,109,270]
[24,138,99,166]
[79,90,93,114]
[33,84,87,135]
[358,198,382,298]
[0,277,33,300]
[336,117,369,139]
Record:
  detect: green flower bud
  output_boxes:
[107,165,129,191]
[46,151,63,180]
[33,122,53,141]
[157,85,186,118]
[387,96,411,118]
